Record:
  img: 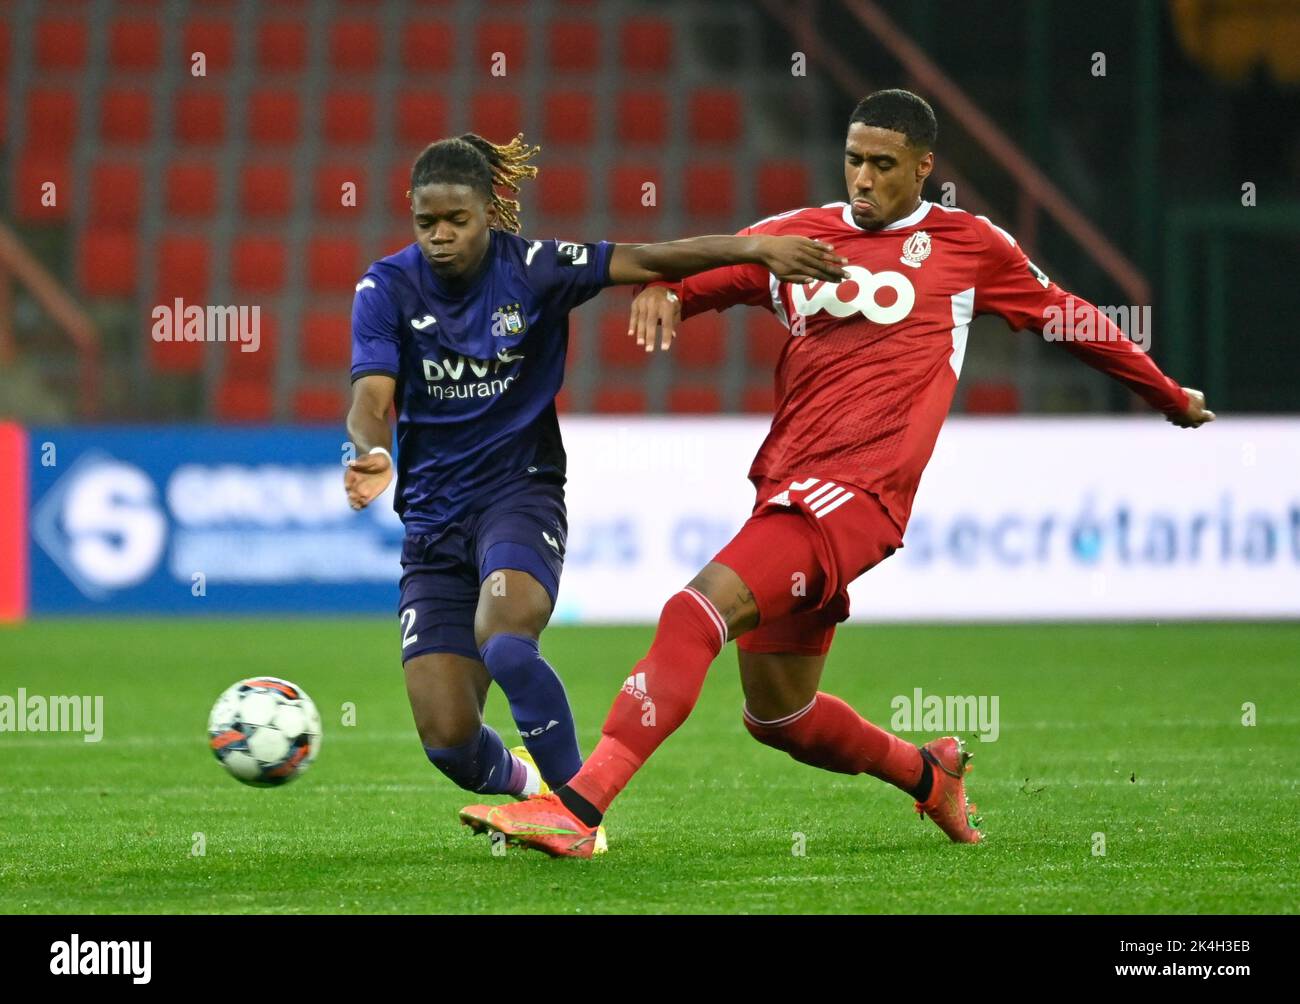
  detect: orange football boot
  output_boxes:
[459,793,601,859]
[914,736,984,844]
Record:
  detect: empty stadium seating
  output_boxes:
[7,2,803,421]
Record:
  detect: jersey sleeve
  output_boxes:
[350,271,401,382]
[526,239,615,312]
[972,217,1189,416]
[647,224,775,319]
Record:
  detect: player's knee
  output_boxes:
[473,590,549,650]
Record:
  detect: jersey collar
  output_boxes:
[839,199,932,232]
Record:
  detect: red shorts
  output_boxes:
[712,475,903,656]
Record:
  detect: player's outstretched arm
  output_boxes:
[608,234,848,286]
[972,217,1216,429]
[345,374,396,510]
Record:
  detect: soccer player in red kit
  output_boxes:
[459,89,1216,857]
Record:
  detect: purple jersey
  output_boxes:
[351,231,613,531]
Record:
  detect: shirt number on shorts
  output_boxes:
[400,607,419,649]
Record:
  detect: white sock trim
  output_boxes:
[743,695,818,729]
[682,586,728,651]
[518,754,542,797]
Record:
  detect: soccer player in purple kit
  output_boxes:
[342,133,847,829]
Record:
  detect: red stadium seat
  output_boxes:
[608,163,664,220]
[0,22,9,76]
[757,161,811,216]
[476,20,527,73]
[232,237,287,294]
[742,381,775,414]
[470,93,522,140]
[36,17,87,71]
[598,310,651,367]
[173,89,226,146]
[293,385,348,423]
[746,310,788,368]
[300,310,353,370]
[151,236,212,373]
[14,155,71,220]
[964,381,1022,414]
[554,387,573,414]
[547,20,600,72]
[592,385,647,414]
[687,88,743,145]
[248,89,301,145]
[399,20,454,74]
[309,237,364,294]
[543,91,595,146]
[330,19,382,73]
[667,385,723,414]
[225,312,276,379]
[396,91,449,147]
[538,165,588,218]
[684,163,736,221]
[90,160,143,225]
[257,20,308,73]
[615,91,668,146]
[315,163,366,217]
[0,85,6,141]
[620,17,672,72]
[26,89,78,154]
[183,18,235,74]
[78,231,138,298]
[674,312,726,367]
[109,19,162,71]
[165,161,219,218]
[215,378,274,423]
[323,90,375,146]
[100,88,152,144]
[240,163,294,218]
[155,235,211,303]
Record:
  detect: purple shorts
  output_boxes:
[397,477,567,663]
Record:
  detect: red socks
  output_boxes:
[567,588,726,812]
[744,692,923,792]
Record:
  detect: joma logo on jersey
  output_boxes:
[422,350,523,400]
[790,265,915,327]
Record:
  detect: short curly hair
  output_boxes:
[848,89,937,150]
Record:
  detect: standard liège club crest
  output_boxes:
[491,302,527,337]
[900,230,932,269]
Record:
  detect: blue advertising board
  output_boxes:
[27,426,403,615]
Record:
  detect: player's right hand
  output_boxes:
[345,450,394,509]
[628,285,682,352]
[1167,387,1216,428]
[756,235,849,285]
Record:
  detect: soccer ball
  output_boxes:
[208,677,322,787]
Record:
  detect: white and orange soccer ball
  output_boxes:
[208,677,322,787]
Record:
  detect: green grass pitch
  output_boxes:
[1,619,1296,914]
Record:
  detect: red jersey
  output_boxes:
[657,200,1189,533]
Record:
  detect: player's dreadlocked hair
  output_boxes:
[849,89,938,150]
[409,133,541,233]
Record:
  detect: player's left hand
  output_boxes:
[345,451,394,509]
[628,285,682,352]
[1167,387,1216,428]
